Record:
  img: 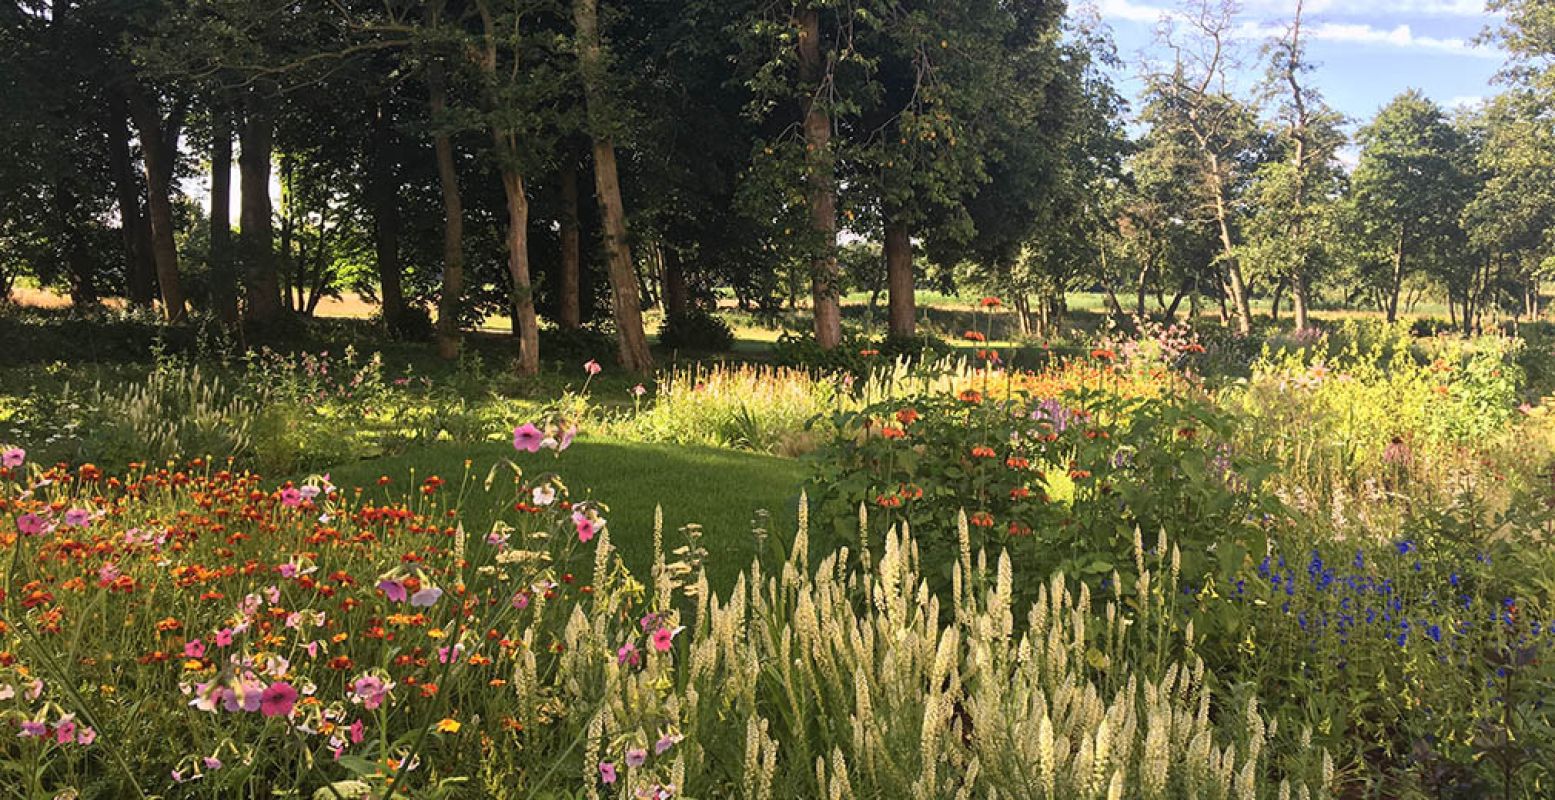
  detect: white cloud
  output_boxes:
[1095,0,1172,24]
[1277,0,1488,17]
[1299,21,1501,57]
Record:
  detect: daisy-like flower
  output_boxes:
[513,423,545,454]
[434,718,461,734]
[1,447,23,468]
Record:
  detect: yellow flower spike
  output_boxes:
[435,718,461,734]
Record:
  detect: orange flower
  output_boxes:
[896,408,920,426]
[958,390,983,404]
[980,296,1002,308]
[969,511,995,528]
[970,445,997,459]
[963,330,987,342]
[1089,348,1115,361]
[880,426,906,440]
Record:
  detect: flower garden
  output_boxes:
[4,313,1555,799]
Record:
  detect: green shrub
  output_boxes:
[656,308,735,352]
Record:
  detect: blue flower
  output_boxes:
[1396,540,1414,556]
[1426,624,1442,643]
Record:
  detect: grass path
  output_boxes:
[320,438,810,592]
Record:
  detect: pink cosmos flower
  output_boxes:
[410,586,443,607]
[599,761,617,785]
[1,447,23,468]
[513,423,545,453]
[16,513,45,536]
[584,359,602,376]
[625,747,648,768]
[63,508,90,528]
[377,579,408,603]
[280,487,303,507]
[260,682,298,718]
[650,627,679,653]
[184,639,206,659]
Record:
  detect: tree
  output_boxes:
[1463,91,1555,324]
[1349,91,1471,322]
[1140,0,1261,333]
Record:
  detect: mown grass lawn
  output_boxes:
[320,438,810,592]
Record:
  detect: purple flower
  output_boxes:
[513,423,545,453]
[377,579,408,603]
[410,586,443,608]
[625,747,648,768]
[1,447,24,467]
[599,761,617,785]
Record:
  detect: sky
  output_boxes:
[1094,0,1507,131]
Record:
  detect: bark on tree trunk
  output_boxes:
[797,6,843,350]
[574,0,654,372]
[884,219,914,338]
[125,83,187,321]
[107,91,156,308]
[662,246,689,319]
[369,101,407,333]
[427,60,464,361]
[558,156,583,329]
[1292,272,1310,331]
[1387,225,1405,323]
[239,88,282,324]
[210,102,239,325]
[498,167,541,375]
[1270,277,1286,323]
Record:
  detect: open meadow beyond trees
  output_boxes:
[7,0,1555,798]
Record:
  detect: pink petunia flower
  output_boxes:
[573,512,597,543]
[76,726,96,745]
[18,720,46,738]
[54,718,76,744]
[513,423,545,453]
[625,747,648,768]
[377,579,408,603]
[349,718,365,744]
[655,732,682,755]
[184,639,206,659]
[214,628,234,647]
[63,508,91,528]
[616,641,640,668]
[16,513,46,537]
[279,487,303,507]
[599,761,617,785]
[1,447,23,468]
[410,586,443,608]
[351,675,391,710]
[650,626,680,653]
[259,682,298,718]
[557,425,577,452]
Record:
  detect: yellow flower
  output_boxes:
[435,718,461,734]
[428,628,447,639]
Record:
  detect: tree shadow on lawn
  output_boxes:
[320,439,810,593]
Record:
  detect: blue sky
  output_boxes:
[1095,0,1506,131]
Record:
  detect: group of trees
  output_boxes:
[3,0,1555,369]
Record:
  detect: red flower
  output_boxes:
[980,296,1002,308]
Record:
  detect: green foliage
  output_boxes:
[655,308,734,352]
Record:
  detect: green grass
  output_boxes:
[319,438,810,592]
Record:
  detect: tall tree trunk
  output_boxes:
[1270,277,1286,323]
[125,83,187,321]
[1292,272,1310,331]
[797,6,843,350]
[369,101,407,333]
[498,164,541,375]
[1387,224,1405,323]
[884,218,914,338]
[557,156,583,329]
[106,91,156,307]
[1207,160,1251,333]
[574,0,653,372]
[427,59,464,360]
[210,102,239,325]
[239,88,282,324]
[662,246,689,319]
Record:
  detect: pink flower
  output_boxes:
[277,562,299,579]
[1,447,23,468]
[349,719,365,744]
[16,513,45,536]
[97,562,120,585]
[54,718,76,744]
[511,591,530,610]
[410,586,443,608]
[557,425,577,452]
[280,487,303,507]
[573,512,597,543]
[625,747,648,768]
[214,628,234,647]
[351,675,390,710]
[75,726,96,745]
[650,627,679,653]
[584,359,602,376]
[513,423,545,453]
[259,682,298,718]
[184,639,206,659]
[63,508,90,528]
[437,644,464,664]
[616,641,640,667]
[18,720,46,738]
[599,761,617,785]
[655,732,682,755]
[631,384,647,397]
[377,579,408,603]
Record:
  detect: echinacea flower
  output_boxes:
[0,447,23,468]
[513,423,545,453]
[259,682,298,718]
